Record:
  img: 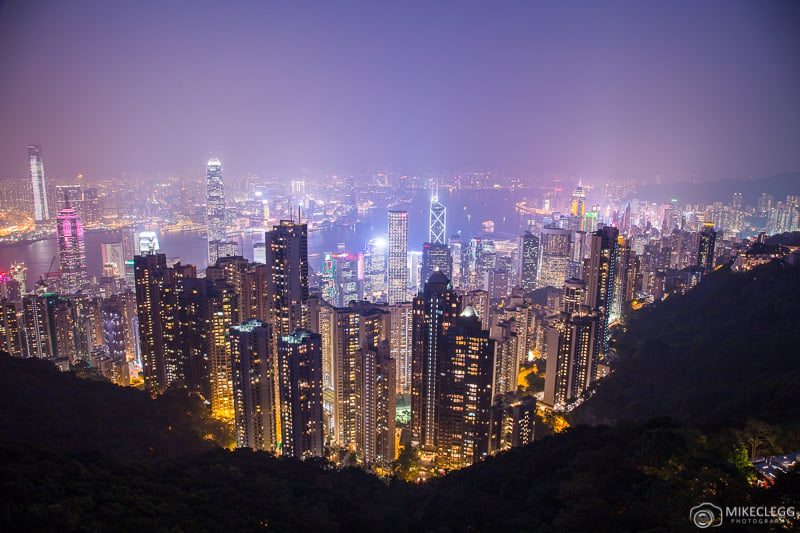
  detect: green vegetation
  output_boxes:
[1,261,799,531]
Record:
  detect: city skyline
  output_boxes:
[1,1,798,182]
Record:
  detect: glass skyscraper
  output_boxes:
[28,144,49,221]
[387,210,408,304]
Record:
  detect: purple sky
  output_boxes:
[1,0,798,183]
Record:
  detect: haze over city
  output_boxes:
[1,0,799,181]
[1,2,800,531]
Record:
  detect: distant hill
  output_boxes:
[573,261,800,429]
[624,172,800,205]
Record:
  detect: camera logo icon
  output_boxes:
[689,502,723,528]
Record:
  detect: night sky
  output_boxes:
[1,0,798,182]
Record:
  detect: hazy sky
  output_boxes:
[1,0,798,182]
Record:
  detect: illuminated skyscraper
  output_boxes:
[437,306,493,469]
[230,319,275,450]
[265,221,309,336]
[518,232,539,291]
[585,226,619,361]
[411,271,460,451]
[28,145,49,221]
[387,211,408,304]
[0,299,22,357]
[56,203,88,294]
[134,253,169,393]
[429,190,446,244]
[206,157,228,265]
[537,227,572,289]
[277,329,323,458]
[571,184,586,217]
[697,223,717,273]
[420,242,452,287]
[101,242,125,280]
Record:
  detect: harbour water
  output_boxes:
[0,188,535,291]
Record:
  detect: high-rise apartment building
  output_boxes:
[697,223,717,274]
[420,242,452,287]
[28,145,49,221]
[265,221,309,336]
[411,271,460,451]
[230,319,275,450]
[387,211,408,304]
[585,226,619,360]
[277,329,324,458]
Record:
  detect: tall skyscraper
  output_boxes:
[387,211,409,304]
[543,278,600,407]
[101,242,126,280]
[230,319,275,450]
[134,253,169,393]
[537,227,572,289]
[265,221,309,336]
[411,271,461,451]
[437,306,493,469]
[28,145,49,221]
[518,232,539,291]
[206,157,228,265]
[56,203,88,294]
[277,329,323,458]
[585,226,619,361]
[420,242,452,287]
[697,223,717,273]
[429,190,446,244]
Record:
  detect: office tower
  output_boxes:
[21,295,51,359]
[101,242,126,279]
[485,268,509,300]
[230,319,275,450]
[56,203,88,294]
[420,242,452,287]
[102,296,126,361]
[55,185,83,216]
[265,220,309,336]
[387,211,408,304]
[571,184,586,218]
[518,232,539,291]
[408,251,423,293]
[389,302,413,395]
[330,252,363,307]
[0,299,22,357]
[363,238,387,302]
[359,339,395,469]
[411,271,461,451]
[429,190,446,244]
[277,329,323,458]
[43,294,78,363]
[10,263,27,296]
[537,227,572,289]
[585,226,619,360]
[253,242,266,264]
[437,306,494,469]
[206,157,227,265]
[330,302,391,459]
[28,145,49,221]
[137,231,160,254]
[448,235,464,289]
[697,223,717,273]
